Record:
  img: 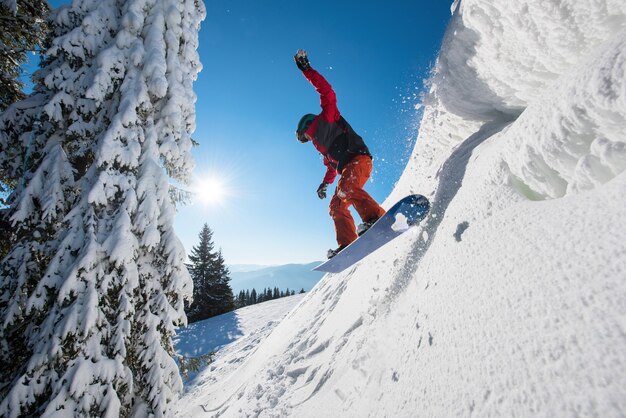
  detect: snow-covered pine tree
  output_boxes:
[0,0,205,415]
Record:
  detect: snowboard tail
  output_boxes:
[314,194,430,273]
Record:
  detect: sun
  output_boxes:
[194,175,227,205]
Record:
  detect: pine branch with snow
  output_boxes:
[0,0,50,112]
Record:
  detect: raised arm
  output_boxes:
[295,50,340,122]
[302,69,340,122]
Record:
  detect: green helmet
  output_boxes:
[296,113,316,143]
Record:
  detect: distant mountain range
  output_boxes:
[228,262,325,294]
[228,264,274,273]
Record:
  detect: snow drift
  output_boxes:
[179,1,626,416]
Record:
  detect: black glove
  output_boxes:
[294,49,311,71]
[317,183,328,199]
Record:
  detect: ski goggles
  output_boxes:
[296,130,309,143]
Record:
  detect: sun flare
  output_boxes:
[194,176,227,205]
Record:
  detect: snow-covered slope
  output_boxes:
[175,294,305,386]
[179,1,626,416]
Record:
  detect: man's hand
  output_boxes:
[317,183,328,199]
[294,49,311,71]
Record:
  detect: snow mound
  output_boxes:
[435,0,626,119]
[500,31,626,199]
[179,1,626,416]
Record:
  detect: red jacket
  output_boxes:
[302,69,371,184]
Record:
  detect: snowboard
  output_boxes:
[313,194,430,273]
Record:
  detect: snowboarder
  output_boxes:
[294,49,386,259]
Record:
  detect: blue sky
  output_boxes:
[180,0,452,265]
[33,0,451,265]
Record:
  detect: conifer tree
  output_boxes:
[186,225,234,321]
[187,223,217,321]
[211,249,234,314]
[0,0,205,415]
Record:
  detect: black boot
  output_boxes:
[357,216,380,236]
[327,244,348,259]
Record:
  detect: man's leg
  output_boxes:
[329,192,358,247]
[339,155,386,223]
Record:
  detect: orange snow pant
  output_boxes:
[329,155,386,247]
